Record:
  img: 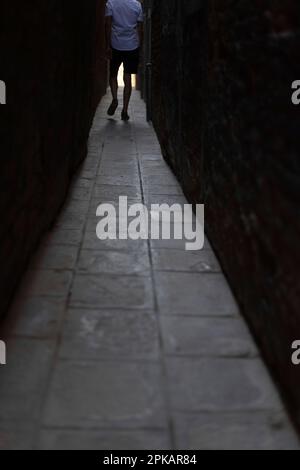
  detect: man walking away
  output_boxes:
[105,0,144,121]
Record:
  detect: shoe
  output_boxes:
[121,110,130,121]
[107,99,118,116]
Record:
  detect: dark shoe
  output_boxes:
[121,110,130,121]
[107,99,118,116]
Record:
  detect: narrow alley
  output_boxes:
[0,91,298,450]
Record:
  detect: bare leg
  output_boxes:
[110,75,118,101]
[123,73,132,114]
[107,75,119,116]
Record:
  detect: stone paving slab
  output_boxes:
[55,211,86,230]
[92,184,142,201]
[150,236,213,251]
[61,199,90,214]
[1,90,299,450]
[99,166,139,178]
[0,339,55,424]
[77,249,151,276]
[155,272,239,316]
[143,184,184,196]
[166,358,282,412]
[159,316,258,358]
[59,309,159,361]
[144,194,188,207]
[29,245,78,271]
[70,274,154,310]
[173,411,300,450]
[43,229,83,247]
[82,230,148,252]
[3,297,65,339]
[38,428,171,451]
[68,184,93,201]
[18,270,72,299]
[0,425,35,450]
[43,360,167,429]
[152,249,221,273]
[97,175,140,187]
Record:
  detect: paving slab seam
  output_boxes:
[132,107,176,450]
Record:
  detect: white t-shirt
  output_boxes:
[105,0,143,51]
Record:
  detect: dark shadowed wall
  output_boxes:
[151,0,300,428]
[0,0,107,317]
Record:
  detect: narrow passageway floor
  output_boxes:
[0,91,299,450]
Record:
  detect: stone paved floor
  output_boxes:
[0,90,299,450]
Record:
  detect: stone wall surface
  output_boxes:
[151,0,300,428]
[0,1,107,317]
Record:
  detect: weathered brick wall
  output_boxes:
[0,0,107,317]
[152,0,300,428]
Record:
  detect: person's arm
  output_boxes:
[137,4,144,47]
[105,16,113,59]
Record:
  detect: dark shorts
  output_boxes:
[110,48,140,76]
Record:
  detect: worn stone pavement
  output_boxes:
[0,90,299,450]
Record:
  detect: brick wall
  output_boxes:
[151,0,300,429]
[0,0,107,317]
